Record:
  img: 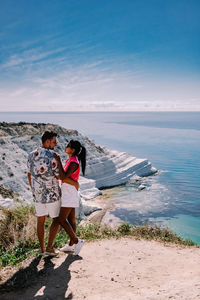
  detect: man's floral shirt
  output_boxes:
[27,147,61,203]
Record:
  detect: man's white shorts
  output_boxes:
[34,201,61,218]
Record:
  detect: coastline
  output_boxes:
[0,122,156,217]
[1,113,200,245]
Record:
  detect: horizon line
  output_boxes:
[0,110,200,114]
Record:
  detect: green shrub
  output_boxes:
[117,222,131,234]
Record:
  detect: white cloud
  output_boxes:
[1,47,69,69]
[0,46,200,112]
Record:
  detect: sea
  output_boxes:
[1,111,200,244]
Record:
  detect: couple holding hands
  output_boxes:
[27,131,86,256]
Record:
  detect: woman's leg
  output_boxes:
[68,208,76,246]
[59,207,78,245]
[68,208,76,233]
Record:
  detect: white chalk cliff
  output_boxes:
[0,122,156,216]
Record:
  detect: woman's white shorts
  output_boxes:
[61,183,80,208]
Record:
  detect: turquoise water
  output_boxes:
[1,112,200,244]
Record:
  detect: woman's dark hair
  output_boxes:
[68,140,86,175]
[42,131,57,144]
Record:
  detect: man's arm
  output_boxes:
[27,172,32,189]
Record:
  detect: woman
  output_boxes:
[54,140,86,255]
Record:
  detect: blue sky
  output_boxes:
[0,0,199,111]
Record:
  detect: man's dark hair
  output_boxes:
[41,131,57,144]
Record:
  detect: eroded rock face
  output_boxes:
[0,122,156,216]
[0,185,18,199]
[0,122,79,137]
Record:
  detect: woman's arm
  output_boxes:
[54,153,79,180]
[63,178,79,190]
[57,174,79,190]
[53,153,65,179]
[55,156,79,190]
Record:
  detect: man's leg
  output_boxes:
[37,216,46,253]
[46,201,61,252]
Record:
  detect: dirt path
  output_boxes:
[1,237,200,300]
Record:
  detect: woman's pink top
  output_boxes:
[63,156,80,182]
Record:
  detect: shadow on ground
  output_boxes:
[0,254,82,300]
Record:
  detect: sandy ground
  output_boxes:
[1,237,200,300]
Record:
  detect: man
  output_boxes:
[27,131,78,256]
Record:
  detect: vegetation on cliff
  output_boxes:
[0,205,196,268]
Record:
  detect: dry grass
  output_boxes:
[0,206,37,249]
